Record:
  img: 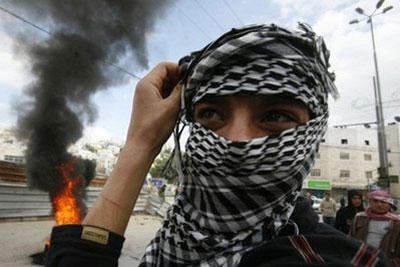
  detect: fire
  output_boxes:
[52,161,84,225]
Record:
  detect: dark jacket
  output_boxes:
[241,198,388,266]
[335,190,365,234]
[46,197,389,267]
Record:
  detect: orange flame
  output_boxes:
[52,161,84,225]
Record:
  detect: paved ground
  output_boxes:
[0,214,162,267]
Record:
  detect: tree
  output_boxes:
[149,147,178,183]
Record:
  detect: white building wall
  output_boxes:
[307,127,379,190]
[0,128,122,176]
[386,124,400,198]
[0,129,25,164]
[67,140,122,176]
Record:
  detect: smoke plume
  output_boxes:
[9,0,174,194]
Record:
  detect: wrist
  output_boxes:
[123,137,162,161]
[111,139,161,183]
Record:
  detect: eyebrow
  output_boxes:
[197,94,304,105]
[195,94,310,113]
[257,95,307,107]
[259,95,314,118]
[196,96,225,105]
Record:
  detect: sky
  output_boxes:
[0,0,399,144]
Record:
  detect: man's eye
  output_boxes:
[197,108,222,121]
[263,112,294,123]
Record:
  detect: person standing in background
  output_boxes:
[335,190,364,234]
[350,190,400,266]
[334,197,346,229]
[305,192,314,206]
[320,191,336,226]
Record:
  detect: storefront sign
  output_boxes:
[303,179,331,190]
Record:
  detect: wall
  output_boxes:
[386,124,400,200]
[308,127,379,191]
[0,183,148,220]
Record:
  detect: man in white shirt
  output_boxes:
[320,191,337,226]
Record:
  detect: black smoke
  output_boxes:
[8,0,174,194]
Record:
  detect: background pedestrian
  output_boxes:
[335,190,364,234]
[320,191,337,226]
[350,190,400,266]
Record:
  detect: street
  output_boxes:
[0,214,162,267]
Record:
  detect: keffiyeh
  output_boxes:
[365,190,400,221]
[140,23,338,266]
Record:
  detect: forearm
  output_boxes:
[83,140,159,235]
[83,62,180,235]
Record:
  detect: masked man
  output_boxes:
[46,23,390,267]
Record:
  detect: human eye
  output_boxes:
[196,107,222,121]
[263,111,295,123]
[193,104,225,131]
[259,110,301,134]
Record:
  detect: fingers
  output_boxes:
[142,62,180,99]
[126,62,183,151]
[165,83,182,109]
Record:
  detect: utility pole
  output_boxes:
[373,76,389,186]
[349,1,394,188]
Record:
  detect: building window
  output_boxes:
[365,140,370,146]
[339,152,350,160]
[310,169,321,176]
[341,139,348,145]
[364,154,372,161]
[321,139,326,143]
[365,171,373,179]
[340,170,350,178]
[4,155,25,164]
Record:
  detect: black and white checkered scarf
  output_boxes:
[140,23,338,267]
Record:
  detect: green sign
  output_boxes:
[304,179,331,190]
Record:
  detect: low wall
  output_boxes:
[0,183,148,220]
[147,194,171,218]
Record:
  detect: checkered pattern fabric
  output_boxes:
[140,23,337,266]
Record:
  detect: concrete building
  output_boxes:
[386,123,400,201]
[0,128,122,176]
[304,126,380,199]
[304,124,400,204]
[69,140,121,176]
[0,129,25,165]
